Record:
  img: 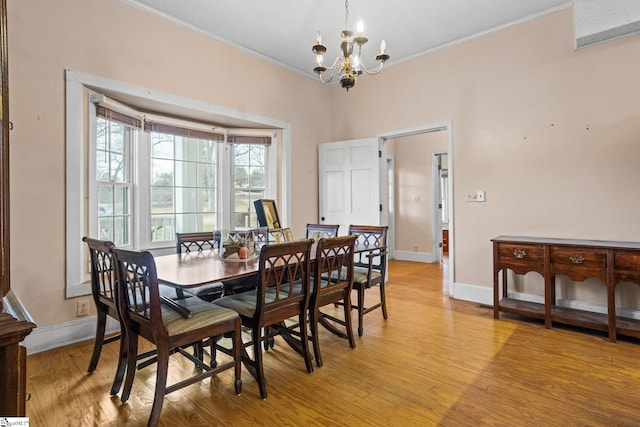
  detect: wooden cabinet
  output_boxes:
[0,0,35,416]
[0,0,8,297]
[493,236,640,342]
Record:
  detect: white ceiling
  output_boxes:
[125,0,573,80]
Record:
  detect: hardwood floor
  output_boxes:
[26,260,640,426]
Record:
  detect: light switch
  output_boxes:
[477,190,485,202]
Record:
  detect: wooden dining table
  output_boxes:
[155,250,260,289]
[154,242,384,289]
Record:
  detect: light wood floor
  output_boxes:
[26,260,640,426]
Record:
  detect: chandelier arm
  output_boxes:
[318,72,336,84]
[316,57,344,83]
[358,60,385,76]
[321,56,342,72]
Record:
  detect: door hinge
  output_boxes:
[379,204,383,212]
[378,150,382,158]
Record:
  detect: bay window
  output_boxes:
[65,70,291,298]
[88,97,272,250]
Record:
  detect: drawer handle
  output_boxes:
[569,255,584,264]
[513,249,527,259]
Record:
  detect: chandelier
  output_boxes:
[312,0,389,91]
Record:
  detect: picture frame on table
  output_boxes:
[254,199,281,229]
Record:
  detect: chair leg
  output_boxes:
[110,326,128,396]
[147,342,169,427]
[87,311,108,372]
[380,282,388,320]
[120,332,139,403]
[343,293,356,349]
[232,319,242,395]
[357,285,366,337]
[309,307,322,367]
[298,310,314,374]
[252,327,268,399]
[193,340,204,364]
[209,336,218,368]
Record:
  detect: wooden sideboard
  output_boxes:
[1,291,35,416]
[492,236,640,342]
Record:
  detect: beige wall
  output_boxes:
[8,2,640,333]
[8,0,328,326]
[392,132,447,254]
[329,8,640,306]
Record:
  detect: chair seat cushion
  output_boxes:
[214,282,304,318]
[191,282,224,302]
[329,266,381,286]
[214,290,259,318]
[310,277,330,291]
[353,267,381,286]
[161,297,238,336]
[159,284,194,300]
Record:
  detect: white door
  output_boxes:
[318,138,381,234]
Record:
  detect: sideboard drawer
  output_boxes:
[550,246,607,268]
[614,251,640,283]
[615,251,640,272]
[497,243,544,263]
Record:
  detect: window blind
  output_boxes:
[227,134,272,146]
[96,105,142,129]
[144,120,225,141]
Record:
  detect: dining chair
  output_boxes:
[305,223,340,242]
[218,228,262,295]
[309,235,357,367]
[175,231,224,301]
[82,237,128,396]
[83,237,191,395]
[214,239,314,399]
[347,225,389,337]
[268,227,294,244]
[111,248,242,426]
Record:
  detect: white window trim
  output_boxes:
[65,69,292,298]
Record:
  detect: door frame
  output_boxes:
[378,121,454,286]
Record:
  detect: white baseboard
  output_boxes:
[394,250,433,263]
[450,282,640,320]
[24,315,119,355]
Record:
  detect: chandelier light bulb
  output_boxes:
[316,31,322,44]
[380,40,386,54]
[357,20,364,36]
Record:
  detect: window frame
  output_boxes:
[65,70,291,298]
[88,99,139,249]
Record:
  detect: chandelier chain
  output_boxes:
[345,0,349,28]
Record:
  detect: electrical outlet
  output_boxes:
[76,300,89,317]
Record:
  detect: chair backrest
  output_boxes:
[176,231,218,254]
[312,235,357,300]
[83,237,117,313]
[254,226,269,246]
[269,227,293,244]
[348,225,389,279]
[306,224,340,242]
[111,248,165,337]
[256,239,313,321]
